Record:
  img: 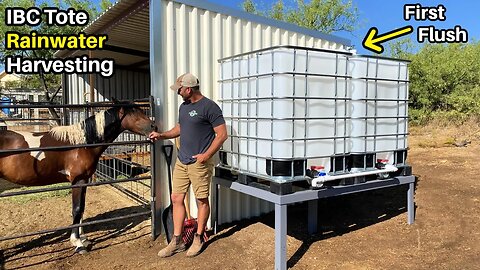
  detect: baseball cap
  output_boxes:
[170,73,199,91]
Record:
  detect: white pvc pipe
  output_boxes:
[311,164,399,188]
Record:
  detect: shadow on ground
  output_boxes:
[210,183,417,269]
[0,179,23,194]
[1,205,150,270]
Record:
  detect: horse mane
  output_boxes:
[49,123,86,144]
[49,109,115,144]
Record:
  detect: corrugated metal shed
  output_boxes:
[58,0,351,228]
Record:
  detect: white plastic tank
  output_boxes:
[219,47,409,180]
[219,46,351,180]
[349,55,408,165]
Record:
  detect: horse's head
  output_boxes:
[110,99,156,137]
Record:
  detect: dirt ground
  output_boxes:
[1,124,479,270]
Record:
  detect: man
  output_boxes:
[149,73,227,257]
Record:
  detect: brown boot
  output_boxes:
[158,235,186,258]
[186,233,205,257]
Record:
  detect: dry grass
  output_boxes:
[0,180,71,204]
[410,117,480,148]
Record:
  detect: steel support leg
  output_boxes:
[407,182,415,224]
[275,203,287,270]
[213,183,219,234]
[308,200,318,235]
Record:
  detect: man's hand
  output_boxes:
[149,131,165,142]
[192,153,210,164]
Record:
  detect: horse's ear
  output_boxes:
[111,97,119,103]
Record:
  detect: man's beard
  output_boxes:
[182,95,191,103]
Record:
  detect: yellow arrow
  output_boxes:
[362,26,414,54]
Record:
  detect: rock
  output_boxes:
[453,140,471,147]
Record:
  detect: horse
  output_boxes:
[0,100,156,254]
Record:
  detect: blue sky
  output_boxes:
[209,0,480,54]
[2,0,479,71]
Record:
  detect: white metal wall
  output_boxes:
[64,0,348,227]
[161,0,348,225]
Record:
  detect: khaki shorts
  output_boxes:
[172,158,214,199]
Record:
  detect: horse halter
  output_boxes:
[113,107,131,134]
[100,107,130,142]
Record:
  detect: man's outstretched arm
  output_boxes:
[149,123,180,141]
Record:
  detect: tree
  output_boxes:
[242,0,256,14]
[406,41,480,123]
[384,37,417,60]
[241,0,360,34]
[1,0,113,122]
[100,0,114,11]
[0,0,112,91]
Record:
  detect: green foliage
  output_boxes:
[1,0,104,60]
[397,41,480,124]
[0,79,23,89]
[408,108,431,126]
[241,0,360,34]
[384,37,417,60]
[270,0,285,21]
[242,0,257,14]
[100,0,114,11]
[1,0,113,90]
[409,43,480,109]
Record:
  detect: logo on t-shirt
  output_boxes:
[189,110,198,117]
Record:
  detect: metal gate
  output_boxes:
[0,98,157,242]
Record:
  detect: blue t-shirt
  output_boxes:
[178,96,225,164]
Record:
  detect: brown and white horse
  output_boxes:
[0,101,155,254]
